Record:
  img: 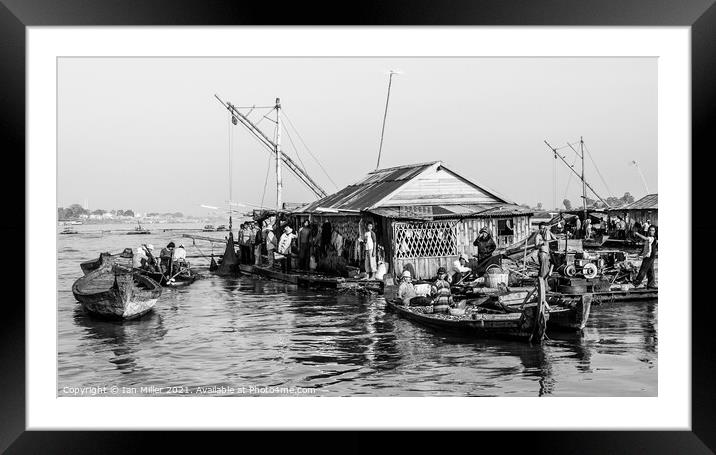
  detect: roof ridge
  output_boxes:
[369,161,441,174]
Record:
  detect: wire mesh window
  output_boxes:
[393,221,458,259]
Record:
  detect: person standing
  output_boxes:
[473,227,497,263]
[535,223,556,279]
[584,218,592,240]
[297,220,312,270]
[265,228,278,268]
[632,225,657,289]
[278,226,296,274]
[363,221,378,279]
[159,242,175,277]
[253,226,263,266]
[574,216,582,239]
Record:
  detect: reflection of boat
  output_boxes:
[127,222,151,235]
[60,227,79,234]
[385,297,547,342]
[72,252,162,319]
[203,225,216,232]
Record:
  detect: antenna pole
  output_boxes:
[376,71,396,170]
[632,160,650,194]
[581,136,587,218]
[553,148,557,210]
[544,140,611,208]
[276,97,283,211]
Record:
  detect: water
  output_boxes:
[58,224,657,397]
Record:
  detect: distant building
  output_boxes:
[292,161,533,279]
[607,193,658,226]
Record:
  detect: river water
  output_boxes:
[57,224,657,397]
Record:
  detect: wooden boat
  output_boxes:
[385,297,547,342]
[216,224,228,231]
[215,232,239,276]
[60,227,79,235]
[202,225,216,232]
[80,249,133,274]
[448,285,592,332]
[72,252,162,320]
[127,222,151,235]
[140,268,198,287]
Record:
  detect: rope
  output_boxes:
[260,153,272,209]
[282,110,339,189]
[583,142,614,198]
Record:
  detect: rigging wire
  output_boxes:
[260,151,273,210]
[281,110,339,189]
[282,124,310,180]
[582,142,614,198]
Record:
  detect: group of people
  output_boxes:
[451,227,498,283]
[133,241,189,278]
[397,267,454,308]
[536,221,657,289]
[247,218,382,279]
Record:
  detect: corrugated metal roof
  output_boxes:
[367,203,532,220]
[617,193,658,210]
[295,162,438,213]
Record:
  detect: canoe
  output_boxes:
[72,252,162,320]
[441,285,592,332]
[140,269,198,287]
[385,297,547,342]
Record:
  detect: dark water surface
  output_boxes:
[58,225,657,396]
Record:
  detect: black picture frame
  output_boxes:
[3,0,712,452]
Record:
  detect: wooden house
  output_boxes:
[607,193,658,227]
[291,161,532,279]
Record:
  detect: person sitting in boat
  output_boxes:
[173,243,188,269]
[452,253,473,284]
[397,270,417,305]
[134,244,158,271]
[159,242,175,276]
[432,267,453,308]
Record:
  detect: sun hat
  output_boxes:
[402,270,412,278]
[437,266,447,275]
[284,226,293,233]
[146,244,154,250]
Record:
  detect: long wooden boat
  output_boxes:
[385,298,547,342]
[139,269,198,287]
[72,252,162,320]
[80,249,133,274]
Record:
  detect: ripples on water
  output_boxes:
[58,226,657,397]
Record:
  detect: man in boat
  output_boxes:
[134,244,158,271]
[159,242,175,277]
[174,243,188,270]
[535,222,557,279]
[362,221,378,280]
[254,226,264,266]
[584,217,592,240]
[472,227,499,276]
[632,225,657,289]
[277,226,297,274]
[297,219,312,270]
[452,253,473,284]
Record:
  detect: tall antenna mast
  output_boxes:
[376,70,400,170]
[275,97,283,210]
[630,160,650,194]
[580,136,587,219]
[544,139,611,208]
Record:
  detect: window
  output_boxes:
[497,219,514,236]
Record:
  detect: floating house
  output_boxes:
[607,193,658,226]
[292,161,533,279]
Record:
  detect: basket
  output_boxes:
[484,265,509,288]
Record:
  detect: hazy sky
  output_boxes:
[58,57,656,216]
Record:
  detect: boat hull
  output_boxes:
[73,253,162,320]
[385,299,546,341]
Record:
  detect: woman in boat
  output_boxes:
[277,226,296,273]
[397,270,417,305]
[432,267,453,307]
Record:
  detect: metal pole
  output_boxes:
[553,149,557,210]
[581,136,587,220]
[544,140,611,208]
[276,97,283,211]
[376,71,396,170]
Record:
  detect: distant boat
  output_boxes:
[127,222,151,235]
[203,225,216,232]
[72,252,162,320]
[60,227,79,235]
[215,225,228,231]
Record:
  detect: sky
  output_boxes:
[57,57,657,216]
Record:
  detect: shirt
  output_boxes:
[432,279,453,305]
[364,230,375,252]
[174,247,187,260]
[398,281,417,301]
[298,226,312,244]
[265,231,278,251]
[640,236,654,258]
[535,229,555,254]
[453,259,471,273]
[278,233,296,255]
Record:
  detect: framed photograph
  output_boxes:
[5,0,712,451]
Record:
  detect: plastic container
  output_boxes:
[484,265,509,288]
